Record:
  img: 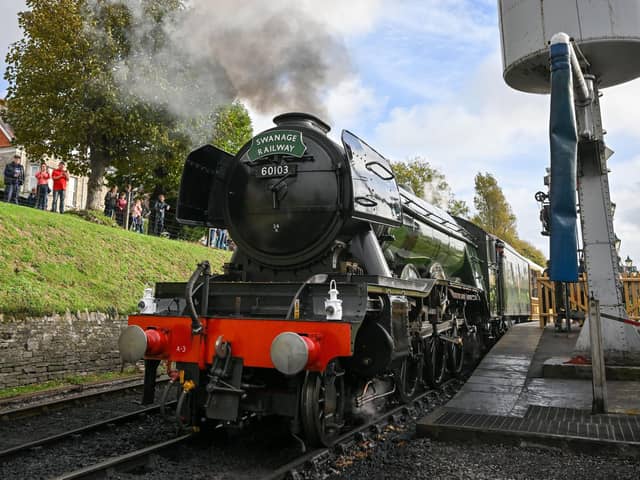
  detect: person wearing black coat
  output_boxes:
[103,186,118,219]
[153,194,170,235]
[3,155,25,204]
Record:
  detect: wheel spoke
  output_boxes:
[301,366,345,447]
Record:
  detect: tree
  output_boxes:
[3,0,185,209]
[108,100,253,195]
[511,238,547,267]
[448,198,470,218]
[472,172,518,242]
[390,157,469,217]
[472,172,546,265]
[210,102,254,154]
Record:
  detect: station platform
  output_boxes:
[417,322,640,455]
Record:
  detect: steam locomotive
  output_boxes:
[119,113,540,446]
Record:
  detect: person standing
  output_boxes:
[27,188,37,207]
[115,192,127,227]
[216,229,228,249]
[153,194,170,235]
[130,199,143,233]
[141,194,151,234]
[3,155,25,204]
[124,184,134,229]
[103,186,117,219]
[51,162,70,213]
[35,162,50,210]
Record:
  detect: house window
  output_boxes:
[66,177,77,209]
[28,164,39,191]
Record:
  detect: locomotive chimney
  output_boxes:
[273,112,331,135]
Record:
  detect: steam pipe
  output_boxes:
[186,261,209,334]
[550,33,591,105]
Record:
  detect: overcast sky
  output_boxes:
[2,0,640,266]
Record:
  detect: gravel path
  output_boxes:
[322,422,640,480]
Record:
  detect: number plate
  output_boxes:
[253,164,297,178]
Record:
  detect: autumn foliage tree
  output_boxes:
[472,172,546,266]
[472,173,518,241]
[2,0,207,209]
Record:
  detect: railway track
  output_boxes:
[42,377,465,480]
[0,401,176,459]
[52,434,193,480]
[263,377,465,480]
[0,377,171,466]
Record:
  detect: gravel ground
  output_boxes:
[0,384,164,451]
[111,417,302,480]
[1,400,301,479]
[0,412,178,480]
[321,421,640,480]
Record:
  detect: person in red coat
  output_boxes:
[115,192,127,227]
[51,162,70,213]
[34,162,50,210]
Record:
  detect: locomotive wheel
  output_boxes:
[423,334,446,388]
[301,368,345,447]
[397,354,422,402]
[446,322,464,376]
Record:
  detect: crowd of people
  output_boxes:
[3,154,233,249]
[3,155,69,212]
[102,184,170,236]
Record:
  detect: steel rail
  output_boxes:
[0,377,168,420]
[52,433,193,480]
[262,377,463,480]
[0,401,177,459]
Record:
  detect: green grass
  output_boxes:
[0,202,231,316]
[0,368,141,399]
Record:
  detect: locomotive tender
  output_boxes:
[119,113,540,446]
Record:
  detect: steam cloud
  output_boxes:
[97,0,352,126]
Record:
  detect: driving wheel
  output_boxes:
[300,366,345,446]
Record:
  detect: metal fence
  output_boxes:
[537,273,640,326]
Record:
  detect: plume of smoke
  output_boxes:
[99,0,352,127]
[422,181,453,210]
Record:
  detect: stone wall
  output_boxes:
[0,311,128,389]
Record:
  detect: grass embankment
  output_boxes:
[0,368,140,399]
[0,202,231,316]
